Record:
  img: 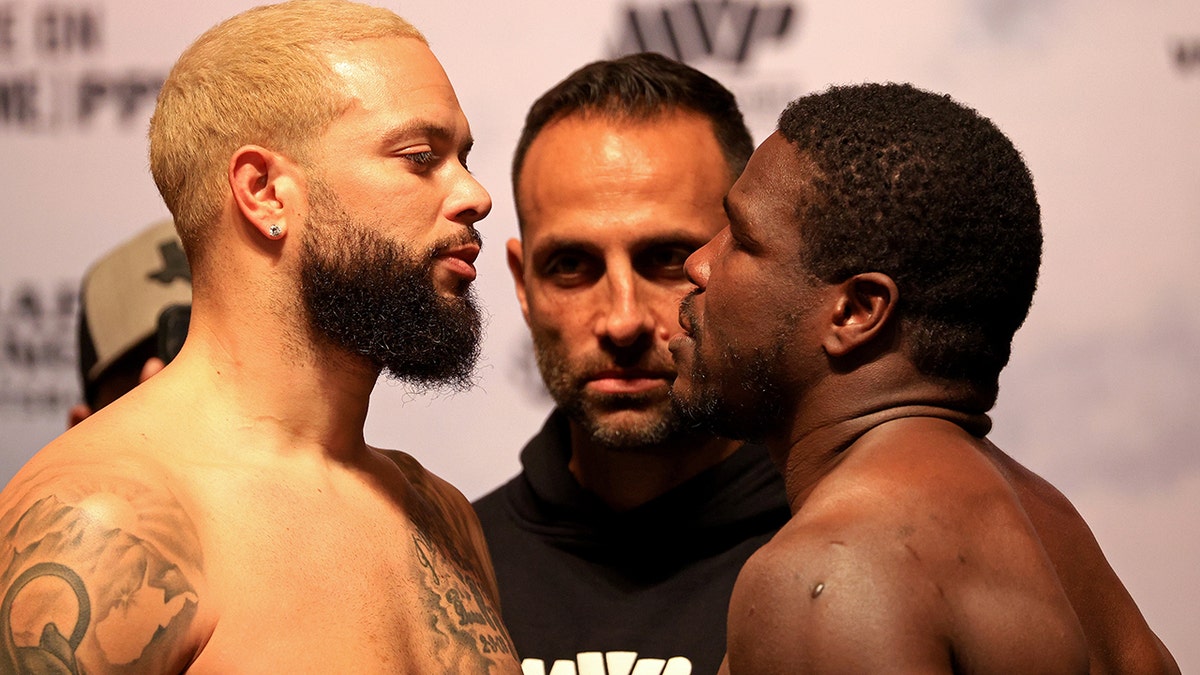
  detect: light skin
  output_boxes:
[0,36,519,674]
[671,132,1179,673]
[67,357,165,427]
[508,111,741,511]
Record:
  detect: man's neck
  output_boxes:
[765,371,993,513]
[163,299,379,462]
[566,420,743,512]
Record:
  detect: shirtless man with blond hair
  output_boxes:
[670,83,1179,673]
[0,1,518,672]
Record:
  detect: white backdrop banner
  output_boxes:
[1,0,1197,669]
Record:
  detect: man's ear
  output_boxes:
[228,145,300,241]
[823,272,898,357]
[67,403,92,428]
[506,237,532,326]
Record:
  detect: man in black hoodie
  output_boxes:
[473,53,790,675]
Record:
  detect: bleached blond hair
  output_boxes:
[148,0,425,266]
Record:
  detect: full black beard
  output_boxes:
[300,225,483,393]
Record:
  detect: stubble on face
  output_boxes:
[516,112,735,451]
[531,330,686,450]
[671,290,789,443]
[299,178,484,393]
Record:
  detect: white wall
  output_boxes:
[1,0,1197,669]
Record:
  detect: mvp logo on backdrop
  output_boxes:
[0,3,164,132]
[607,1,806,139]
[1172,36,1200,74]
[611,0,796,65]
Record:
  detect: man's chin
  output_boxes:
[564,398,682,449]
[432,270,475,298]
[587,405,664,426]
[666,368,696,402]
[669,378,779,444]
[668,374,724,430]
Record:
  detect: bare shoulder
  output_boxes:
[985,443,1182,674]
[373,449,517,665]
[0,435,209,673]
[378,448,467,506]
[723,418,1089,673]
[376,448,480,542]
[726,509,961,673]
[375,449,498,593]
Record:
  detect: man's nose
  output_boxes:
[596,272,654,348]
[685,230,721,290]
[447,165,492,226]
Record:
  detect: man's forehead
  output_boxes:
[731,133,814,213]
[524,110,727,175]
[519,113,731,234]
[319,37,471,142]
[324,36,458,106]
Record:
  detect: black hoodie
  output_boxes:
[473,409,790,675]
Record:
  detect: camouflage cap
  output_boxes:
[77,221,192,399]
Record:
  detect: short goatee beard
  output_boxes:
[531,335,684,450]
[300,216,483,394]
[670,294,786,443]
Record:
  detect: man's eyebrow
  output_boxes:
[636,231,713,249]
[531,230,709,256]
[529,234,597,256]
[379,121,473,153]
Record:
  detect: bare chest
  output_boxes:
[186,481,517,673]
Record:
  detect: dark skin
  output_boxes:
[670,132,1179,674]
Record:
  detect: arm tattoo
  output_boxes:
[2,562,90,673]
[0,476,204,673]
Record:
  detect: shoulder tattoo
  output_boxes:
[0,475,204,672]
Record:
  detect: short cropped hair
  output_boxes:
[148,0,424,267]
[511,52,753,229]
[778,83,1042,394]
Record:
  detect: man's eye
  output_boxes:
[403,150,437,167]
[649,247,690,268]
[638,246,692,279]
[547,254,584,275]
[543,253,596,284]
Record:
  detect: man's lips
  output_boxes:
[436,243,480,281]
[670,293,698,357]
[667,333,695,364]
[677,291,698,336]
[586,368,674,394]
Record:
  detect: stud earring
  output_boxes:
[267,224,283,239]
